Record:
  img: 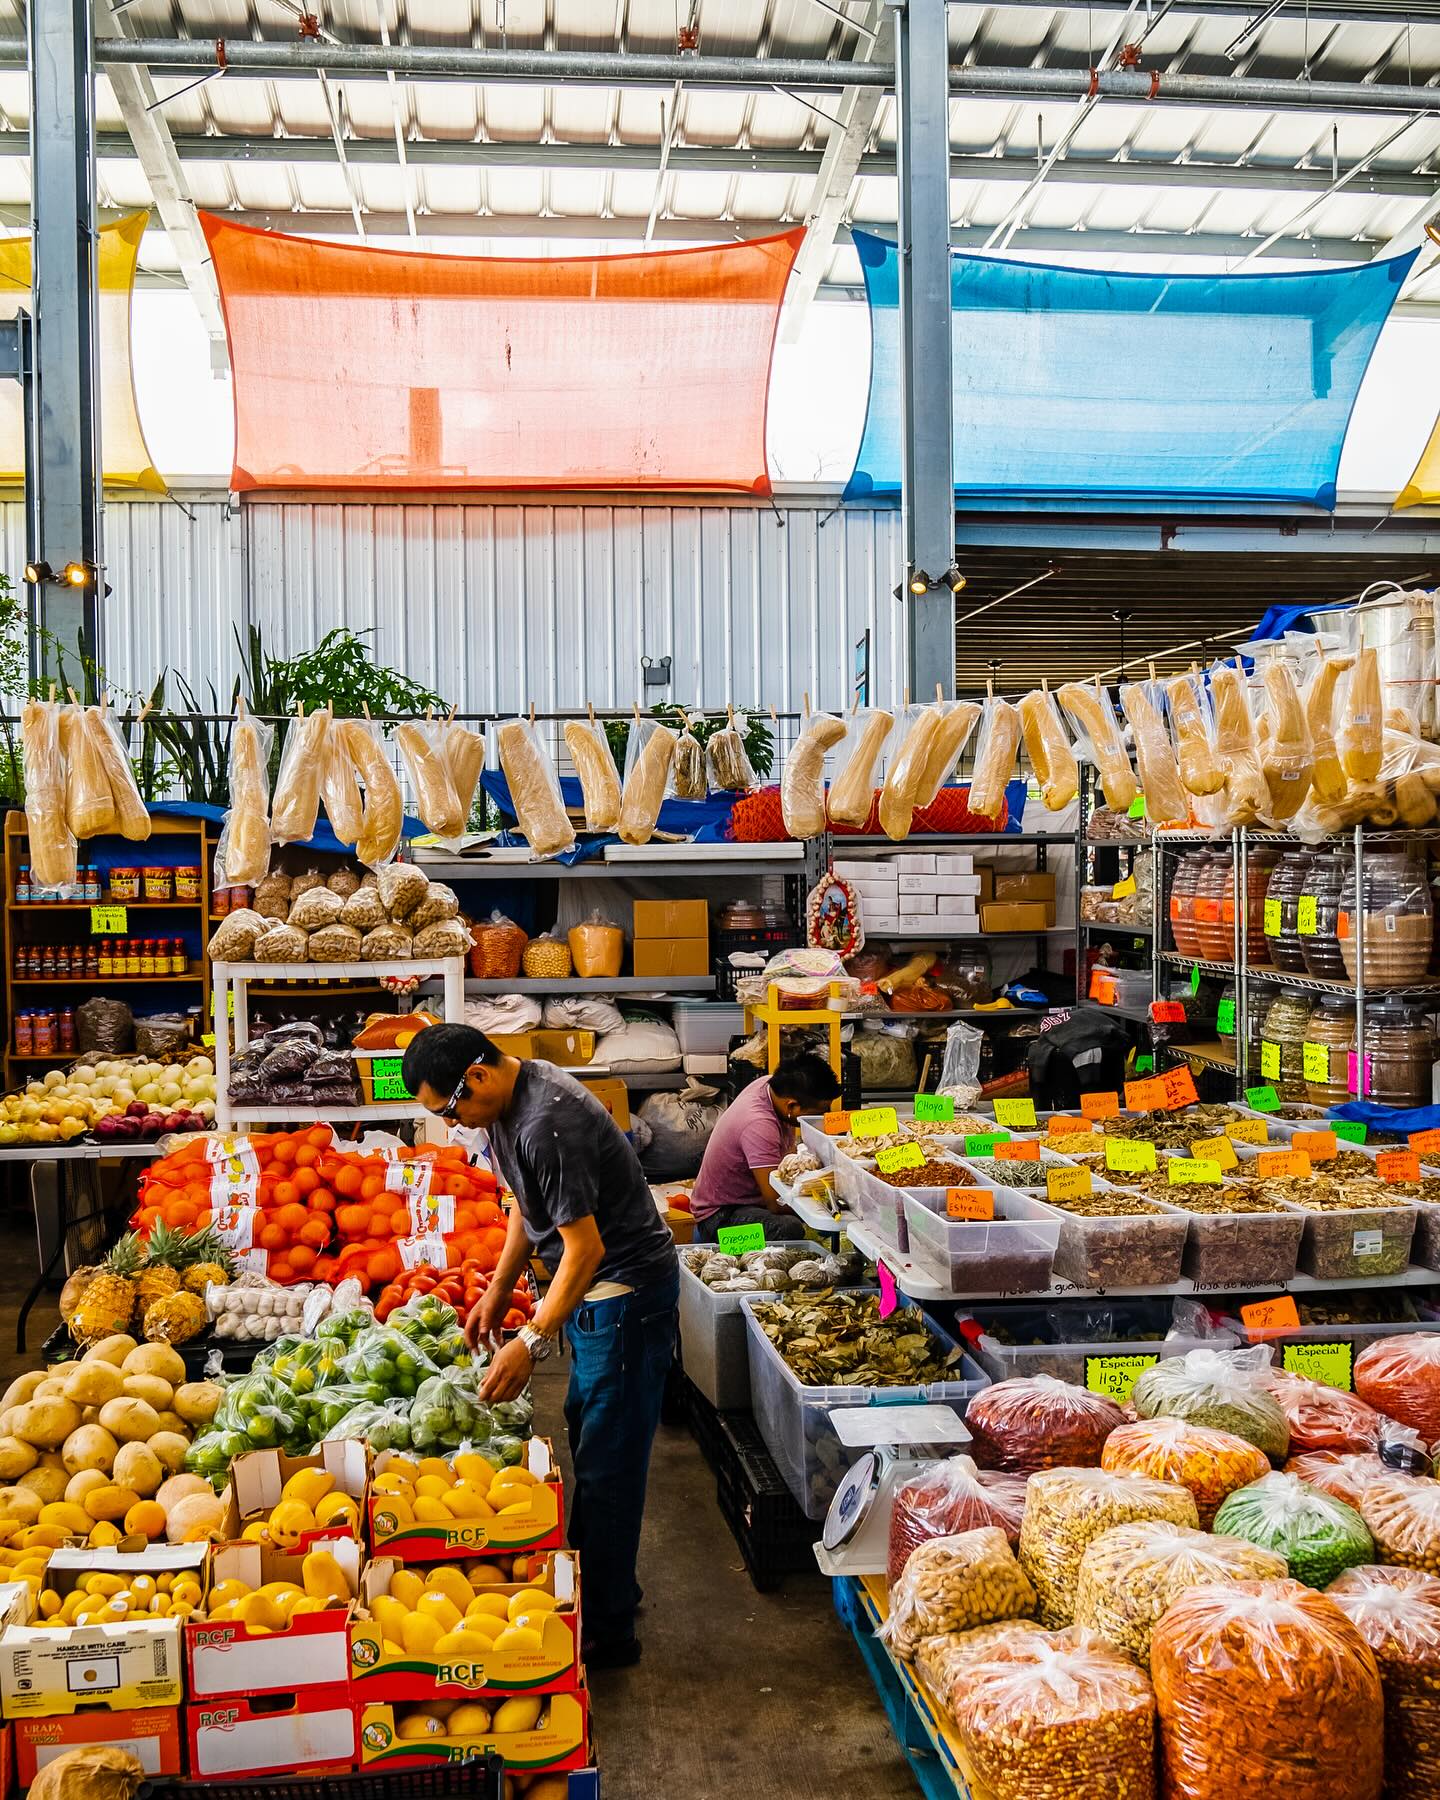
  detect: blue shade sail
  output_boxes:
[844,232,1417,510]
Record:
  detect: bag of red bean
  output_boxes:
[887,1455,1029,1586]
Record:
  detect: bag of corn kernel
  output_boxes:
[1101,1416,1270,1529]
[1019,1467,1199,1629]
[1152,1579,1383,1800]
[879,1528,1036,1659]
[1328,1564,1440,1800]
[950,1626,1157,1800]
[914,1620,1048,1712]
[1358,1471,1440,1576]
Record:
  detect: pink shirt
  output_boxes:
[690,1078,795,1220]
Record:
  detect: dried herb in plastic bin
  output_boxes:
[749,1291,956,1387]
[1212,1473,1373,1588]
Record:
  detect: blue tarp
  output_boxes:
[844,232,1417,510]
[152,800,431,857]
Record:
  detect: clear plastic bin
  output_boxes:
[956,1142,1080,1190]
[961,1298,1234,1386]
[677,1262,753,1410]
[740,1291,990,1520]
[902,1191,1062,1295]
[846,1151,973,1253]
[799,1115,839,1168]
[1031,1187,1190,1289]
[670,1001,745,1055]
[1281,1196,1418,1280]
[1088,965,1153,1011]
[1149,1148,1306,1287]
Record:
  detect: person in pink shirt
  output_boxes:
[690,1054,841,1243]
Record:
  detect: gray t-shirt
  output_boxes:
[486,1060,677,1292]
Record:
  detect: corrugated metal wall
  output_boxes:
[3,494,906,713]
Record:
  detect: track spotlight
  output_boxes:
[908,570,932,596]
[62,562,94,588]
[945,565,968,594]
[22,560,51,585]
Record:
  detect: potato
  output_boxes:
[83,1484,138,1523]
[61,1425,117,1477]
[152,1411,188,1440]
[172,1382,222,1427]
[11,1399,82,1452]
[61,1362,124,1408]
[0,1486,41,1525]
[121,1344,185,1387]
[156,1474,211,1517]
[96,1399,159,1445]
[121,1375,173,1413]
[15,1466,67,1506]
[147,1433,189,1475]
[0,1373,46,1413]
[31,1380,67,1403]
[63,1470,108,1508]
[111,1442,162,1499]
[0,1438,38,1481]
[82,1335,137,1368]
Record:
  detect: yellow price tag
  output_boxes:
[1046,1165,1094,1201]
[1111,875,1137,900]
[849,1106,899,1139]
[1228,1118,1269,1145]
[1190,1135,1239,1170]
[1105,1138,1156,1173]
[1168,1157,1224,1185]
[875,1143,925,1175]
[993,1097,1037,1129]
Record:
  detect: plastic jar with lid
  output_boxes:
[1337,850,1434,987]
[1191,854,1232,962]
[1358,996,1436,1107]
[1261,850,1314,973]
[1302,993,1356,1107]
[1167,852,1208,957]
[1224,847,1279,967]
[1258,987,1313,1100]
[1297,852,1350,982]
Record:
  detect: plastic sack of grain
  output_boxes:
[1358,1471,1440,1577]
[888,1456,1030,1584]
[1019,1467,1198,1629]
[1212,1472,1374,1588]
[1257,1365,1384,1457]
[1355,1335,1440,1444]
[1101,1416,1271,1529]
[879,1528,1036,1658]
[1328,1563,1440,1800]
[1152,1579,1383,1800]
[914,1620,1049,1710]
[1131,1345,1290,1462]
[1284,1451,1391,1512]
[966,1374,1126,1475]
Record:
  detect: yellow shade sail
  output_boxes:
[0,209,163,492]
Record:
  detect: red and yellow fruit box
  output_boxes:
[367,1442,563,1565]
[357,1689,589,1774]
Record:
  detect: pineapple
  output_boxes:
[59,1264,99,1326]
[70,1235,143,1345]
[143,1289,207,1346]
[175,1225,236,1296]
[134,1222,188,1319]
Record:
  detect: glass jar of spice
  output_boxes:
[1262,850,1314,974]
[1338,852,1435,988]
[1302,993,1356,1107]
[1358,996,1436,1108]
[1298,852,1350,982]
[1192,854,1232,962]
[1168,852,1208,958]
[1259,987,1313,1101]
[1226,847,1279,967]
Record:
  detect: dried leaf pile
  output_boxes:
[752,1291,959,1386]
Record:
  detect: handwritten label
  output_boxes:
[1259,1041,1281,1081]
[1293,1130,1338,1163]
[1256,1150,1312,1179]
[993,1098,1038,1129]
[1112,875,1137,900]
[1047,1165,1094,1201]
[1106,1138,1157,1174]
[201,1032,217,1048]
[850,1106,900,1139]
[1127,795,1147,819]
[912,1094,955,1123]
[822,1111,851,1136]
[1190,1136,1238,1170]
[1150,1000,1186,1024]
[1047,1117,1094,1139]
[1377,1150,1421,1183]
[1169,1157,1224,1185]
[995,1139,1041,1163]
[1245,1085,1281,1113]
[877,1262,899,1319]
[1354,1228,1385,1258]
[369,1056,412,1102]
[1086,1353,1159,1403]
[1228,1118,1269,1145]
[397,1232,449,1272]
[1301,1042,1330,1084]
[947,1188,995,1221]
[1282,1341,1354,1392]
[1263,898,1282,937]
[1296,895,1319,937]
[1164,1067,1199,1109]
[1410,1129,1440,1157]
[1124,1076,1168,1112]
[717,1222,767,1256]
[90,904,127,934]
[965,1134,1010,1157]
[1333,1121,1367,1145]
[1241,1296,1301,1336]
[876,1143,926,1175]
[1216,999,1236,1037]
[1080,1091,1120,1120]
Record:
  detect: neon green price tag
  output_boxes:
[1127,795,1146,819]
[1190,965,1202,995]
[1281,1341,1354,1391]
[849,1106,899,1139]
[993,1098,1037,1129]
[1246,1084,1281,1112]
[370,1056,413,1103]
[91,905,127,933]
[1086,1353,1159,1402]
[912,1094,955,1123]
[717,1222,766,1255]
[964,1133,1010,1156]
[1217,999,1236,1037]
[1333,1121,1367,1144]
[1135,1055,1155,1074]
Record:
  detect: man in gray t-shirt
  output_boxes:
[404,1022,678,1668]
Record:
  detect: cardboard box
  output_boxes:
[0,1548,205,1719]
[682,1053,729,1076]
[632,899,708,939]
[993,871,1057,902]
[15,1706,181,1784]
[368,1441,563,1564]
[846,877,899,902]
[860,912,901,934]
[350,1552,580,1703]
[577,1076,629,1129]
[898,894,938,917]
[934,898,980,921]
[666,1208,695,1244]
[981,900,1054,933]
[831,860,884,881]
[896,852,936,875]
[632,939,709,978]
[188,1686,358,1780]
[486,1033,534,1060]
[358,1689,589,1774]
[975,865,995,901]
[942,875,983,897]
[528,1030,597,1068]
[227,1441,368,1552]
[186,1537,361,1700]
[933,854,976,875]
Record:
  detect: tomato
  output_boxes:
[502,1308,525,1330]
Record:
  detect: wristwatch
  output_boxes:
[518,1324,554,1362]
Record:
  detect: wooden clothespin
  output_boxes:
[528,701,536,726]
[136,699,152,726]
[587,701,597,727]
[986,678,994,702]
[65,687,78,706]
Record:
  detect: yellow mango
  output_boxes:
[442,1485,494,1522]
[235,1592,285,1633]
[207,1602,236,1623]
[423,1566,472,1613]
[280,1468,334,1511]
[446,1701,493,1736]
[457,1613,502,1645]
[209,1579,251,1610]
[507,1589,557,1621]
[371,1595,409,1641]
[240,1522,272,1545]
[37,1589,60,1618]
[314,1493,360,1532]
[383,1638,405,1656]
[399,1610,444,1657]
[413,1497,451,1524]
[396,1710,446,1740]
[416,1458,454,1484]
[301,1550,350,1606]
[382,1456,418,1481]
[86,1522,123,1549]
[415,1591,462,1632]
[452,1452,498,1488]
[372,1494,413,1527]
[467,1593,511,1621]
[389,1569,425,1610]
[371,1473,413,1497]
[433,1627,494,1659]
[489,1465,535,1490]
[466,1562,506,1588]
[492,1626,543,1654]
[171,1578,202,1608]
[289,1596,331,1616]
[491,1696,543,1734]
[128,1575,156,1608]
[82,1572,125,1598]
[264,1501,317,1551]
[414,1475,450,1502]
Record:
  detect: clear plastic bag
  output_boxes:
[828,707,894,827]
[781,707,846,840]
[967,696,1021,820]
[61,703,115,838]
[1100,1416,1270,1528]
[1208,659,1268,828]
[706,710,756,793]
[217,704,274,887]
[339,718,405,867]
[1356,1471,1440,1574]
[879,703,945,841]
[339,1323,441,1397]
[1327,1563,1440,1800]
[562,718,622,833]
[494,716,574,858]
[1211,1471,1373,1588]
[1119,681,1189,827]
[1166,669,1225,798]
[888,1455,1030,1584]
[618,717,678,846]
[950,1626,1158,1800]
[88,705,151,841]
[1056,681,1137,812]
[1151,1578,1384,1800]
[937,1020,984,1105]
[1018,685,1079,811]
[1020,1466,1199,1628]
[1355,1334,1440,1444]
[1260,660,1315,822]
[318,1396,413,1452]
[21,697,76,889]
[1340,644,1384,782]
[395,718,464,837]
[568,911,624,979]
[879,1528,1036,1658]
[914,700,981,808]
[915,1620,1048,1708]
[270,706,331,845]
[1074,1519,1286,1667]
[1305,653,1351,806]
[320,723,365,845]
[1131,1345,1290,1461]
[673,713,708,801]
[442,720,487,828]
[967,1374,1126,1475]
[1283,1450,1389,1511]
[1256,1366,1383,1457]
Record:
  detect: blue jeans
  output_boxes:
[563,1266,679,1647]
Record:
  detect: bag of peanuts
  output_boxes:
[1131,1345,1291,1462]
[879,1528,1036,1659]
[1152,1579,1384,1800]
[1356,1334,1440,1445]
[1358,1471,1440,1574]
[1285,1450,1391,1511]
[1257,1365,1384,1457]
[1019,1467,1199,1629]
[1327,1563,1440,1800]
[1212,1472,1374,1589]
[1073,1519,1286,1668]
[950,1626,1157,1800]
[887,1455,1030,1584]
[965,1374,1126,1475]
[1100,1416,1271,1529]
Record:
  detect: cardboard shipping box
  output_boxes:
[981,900,1054,933]
[186,1537,362,1700]
[528,1030,597,1068]
[368,1439,563,1564]
[358,1689,589,1774]
[632,939,709,978]
[632,899,708,939]
[187,1685,357,1780]
[15,1706,181,1785]
[226,1441,367,1552]
[993,871,1057,902]
[577,1076,629,1129]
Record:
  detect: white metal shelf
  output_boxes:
[440,976,716,995]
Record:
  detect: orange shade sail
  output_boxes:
[201,214,803,494]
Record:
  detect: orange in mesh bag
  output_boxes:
[887,1455,1029,1586]
[965,1374,1125,1474]
[1100,1416,1269,1529]
[1328,1564,1440,1800]
[1356,1335,1440,1444]
[1152,1579,1384,1800]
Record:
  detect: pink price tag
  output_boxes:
[877,1262,899,1320]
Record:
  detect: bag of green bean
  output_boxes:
[1213,1471,1373,1588]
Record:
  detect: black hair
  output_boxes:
[401,1021,502,1099]
[768,1052,842,1108]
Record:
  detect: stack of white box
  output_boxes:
[834,852,982,936]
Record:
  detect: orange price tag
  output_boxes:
[1047,1117,1095,1138]
[1081,1091,1120,1120]
[995,1139,1041,1163]
[1378,1150,1422,1183]
[1409,1129,1440,1157]
[1124,1076,1169,1112]
[1293,1130,1338,1162]
[947,1188,995,1221]
[822,1111,850,1136]
[1240,1296,1301,1338]
[1256,1150,1312,1179]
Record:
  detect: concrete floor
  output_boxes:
[0,1197,918,1800]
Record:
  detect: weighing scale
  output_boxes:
[815,1402,973,1576]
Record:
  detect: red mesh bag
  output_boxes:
[1258,1366,1385,1456]
[887,1455,1029,1585]
[966,1374,1125,1474]
[1356,1335,1440,1443]
[730,786,788,842]
[831,784,1009,837]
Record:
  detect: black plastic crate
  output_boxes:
[682,1374,728,1474]
[713,1409,820,1593]
[713,926,795,1001]
[142,1757,505,1800]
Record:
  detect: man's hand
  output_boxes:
[464,1286,510,1353]
[477,1335,534,1403]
